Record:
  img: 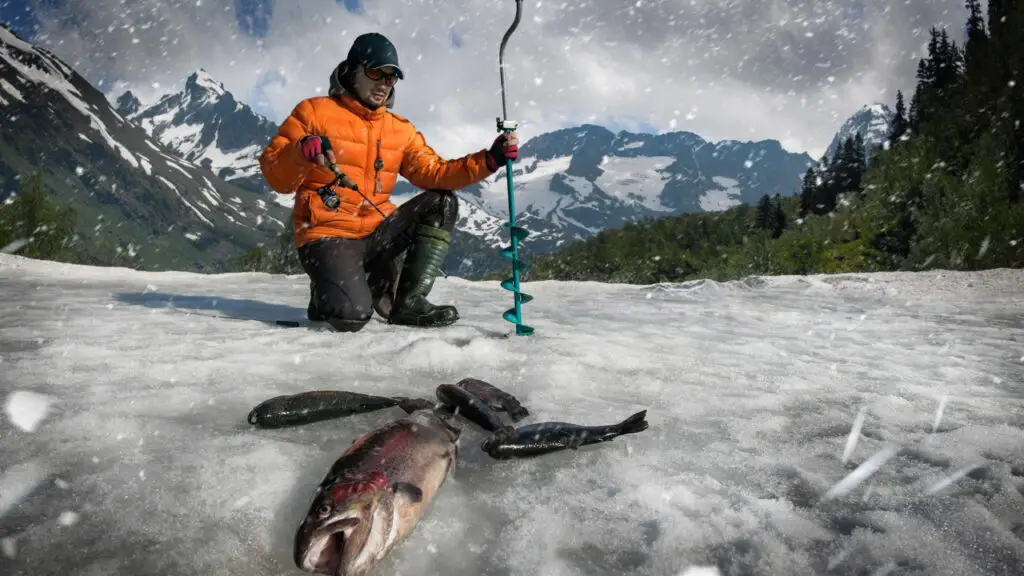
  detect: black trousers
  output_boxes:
[297,189,457,331]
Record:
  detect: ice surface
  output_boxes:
[0,253,1022,575]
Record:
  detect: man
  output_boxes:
[259,32,518,332]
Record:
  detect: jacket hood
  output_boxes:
[329,60,396,111]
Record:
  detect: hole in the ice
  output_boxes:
[640,519,660,546]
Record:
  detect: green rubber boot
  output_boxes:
[388,224,458,328]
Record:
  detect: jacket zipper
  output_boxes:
[374,139,383,197]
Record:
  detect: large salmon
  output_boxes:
[293,409,460,575]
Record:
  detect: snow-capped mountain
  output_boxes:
[0,25,289,271]
[825,103,894,162]
[393,124,816,259]
[117,69,278,195]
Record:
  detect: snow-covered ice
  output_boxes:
[0,253,1022,575]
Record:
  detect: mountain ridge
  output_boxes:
[0,25,290,271]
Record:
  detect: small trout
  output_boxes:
[454,377,529,422]
[434,383,509,432]
[480,410,649,459]
[247,391,398,428]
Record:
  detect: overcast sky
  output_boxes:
[3,0,977,159]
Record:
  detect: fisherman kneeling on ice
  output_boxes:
[259,32,519,332]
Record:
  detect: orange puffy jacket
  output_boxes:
[259,80,494,247]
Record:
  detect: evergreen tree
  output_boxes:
[0,169,81,262]
[771,194,787,239]
[854,132,866,175]
[799,166,817,218]
[964,0,987,73]
[890,90,908,143]
[754,194,773,231]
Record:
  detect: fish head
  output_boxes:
[407,408,462,442]
[294,471,395,575]
[479,425,515,458]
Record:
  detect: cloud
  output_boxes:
[21,0,974,158]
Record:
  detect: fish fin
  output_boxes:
[569,431,587,450]
[445,447,457,479]
[506,404,530,422]
[616,410,649,435]
[393,482,423,504]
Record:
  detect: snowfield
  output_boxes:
[0,253,1022,576]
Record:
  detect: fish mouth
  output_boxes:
[299,516,360,575]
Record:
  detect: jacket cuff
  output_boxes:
[484,150,499,173]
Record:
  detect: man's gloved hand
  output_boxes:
[300,136,337,168]
[485,131,519,172]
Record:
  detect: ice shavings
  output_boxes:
[4,390,54,432]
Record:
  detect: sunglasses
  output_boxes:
[363,67,399,86]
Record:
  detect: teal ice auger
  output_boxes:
[496,0,533,336]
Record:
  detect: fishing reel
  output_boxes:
[316,186,340,211]
[315,165,360,212]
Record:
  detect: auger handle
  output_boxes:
[497,0,523,128]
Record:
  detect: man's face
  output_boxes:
[352,64,398,108]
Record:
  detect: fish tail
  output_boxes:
[615,410,649,435]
